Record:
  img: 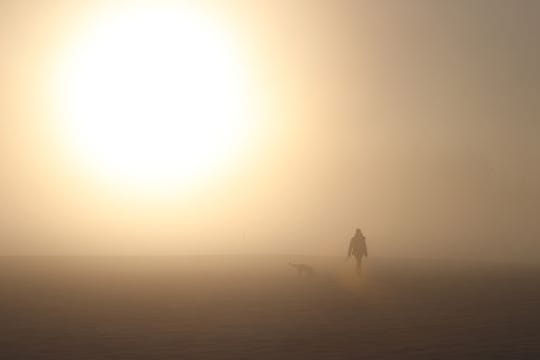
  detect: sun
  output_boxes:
[52,3,258,194]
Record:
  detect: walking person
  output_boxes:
[348,228,368,275]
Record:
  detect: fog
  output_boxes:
[1,0,539,261]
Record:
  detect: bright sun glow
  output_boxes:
[53,4,258,193]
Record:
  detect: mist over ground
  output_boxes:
[2,255,539,359]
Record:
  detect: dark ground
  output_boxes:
[1,255,539,359]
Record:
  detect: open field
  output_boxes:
[1,255,539,359]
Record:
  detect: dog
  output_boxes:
[288,262,316,277]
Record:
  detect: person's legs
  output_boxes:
[355,255,363,275]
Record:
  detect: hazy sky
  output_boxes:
[1,0,539,260]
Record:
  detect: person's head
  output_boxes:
[355,228,362,236]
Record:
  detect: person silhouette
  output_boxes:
[348,228,368,275]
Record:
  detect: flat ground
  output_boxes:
[1,255,539,359]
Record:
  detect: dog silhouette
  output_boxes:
[288,262,316,277]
